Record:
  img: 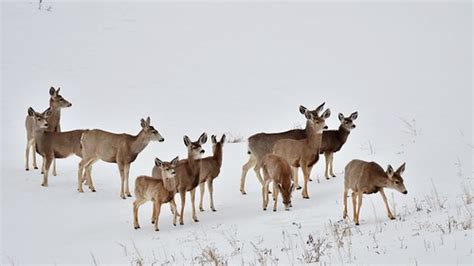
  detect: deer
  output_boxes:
[133,156,179,231]
[198,134,225,212]
[273,108,331,199]
[261,154,294,211]
[320,112,358,179]
[77,117,164,199]
[152,133,207,225]
[27,107,89,187]
[343,159,408,225]
[240,102,326,195]
[25,87,72,174]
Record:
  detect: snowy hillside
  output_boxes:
[1,1,472,265]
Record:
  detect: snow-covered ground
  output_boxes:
[1,1,472,264]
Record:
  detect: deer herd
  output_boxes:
[24,87,409,231]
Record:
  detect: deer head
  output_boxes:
[184,133,207,159]
[338,111,358,131]
[28,107,52,129]
[140,117,165,142]
[49,87,72,109]
[386,163,408,194]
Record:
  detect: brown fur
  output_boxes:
[240,103,326,194]
[25,87,72,173]
[198,134,225,212]
[133,157,179,231]
[273,108,331,199]
[78,117,164,198]
[320,112,358,179]
[261,154,294,211]
[152,133,207,225]
[343,159,408,225]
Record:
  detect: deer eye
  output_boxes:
[395,181,400,184]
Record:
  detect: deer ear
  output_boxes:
[57,87,61,94]
[155,158,163,167]
[183,136,191,146]
[49,87,55,96]
[322,108,331,119]
[140,118,146,128]
[396,162,406,175]
[304,110,313,120]
[338,113,344,122]
[28,107,35,116]
[43,107,52,117]
[386,164,394,179]
[314,102,325,114]
[171,156,179,167]
[146,117,151,127]
[299,105,308,114]
[350,112,358,120]
[220,134,226,144]
[290,183,294,192]
[199,133,208,144]
[211,135,217,144]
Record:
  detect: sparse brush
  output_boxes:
[250,241,279,265]
[298,234,330,263]
[225,132,244,143]
[194,246,227,266]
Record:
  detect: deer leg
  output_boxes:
[179,191,186,225]
[355,192,363,225]
[41,156,53,187]
[118,163,126,199]
[85,162,96,192]
[240,155,256,195]
[351,191,357,221]
[32,139,38,169]
[379,188,395,220]
[190,189,199,222]
[262,181,269,211]
[154,202,162,231]
[343,188,349,219]
[208,179,216,212]
[52,159,57,176]
[328,153,336,177]
[324,152,330,179]
[133,198,145,229]
[301,165,310,199]
[25,139,31,171]
[151,201,157,224]
[199,182,205,212]
[41,156,45,174]
[273,183,279,212]
[292,167,302,190]
[124,163,132,197]
[171,199,178,226]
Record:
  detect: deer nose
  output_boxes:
[172,171,176,175]
[159,138,165,142]
[200,150,205,154]
[44,123,49,127]
[67,103,72,107]
[323,125,328,129]
[352,125,356,128]
[403,190,408,194]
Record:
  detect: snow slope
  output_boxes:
[1,1,472,264]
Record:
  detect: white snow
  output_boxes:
[1,1,472,264]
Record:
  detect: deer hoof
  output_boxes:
[180,222,184,225]
[212,208,216,212]
[173,223,176,226]
[199,208,204,212]
[41,183,48,187]
[240,189,247,195]
[263,208,267,211]
[151,220,155,224]
[34,166,38,170]
[331,174,336,177]
[309,178,313,182]
[194,219,199,222]
[273,209,277,212]
[389,216,396,220]
[121,195,126,199]
[25,168,29,171]
[127,194,132,197]
[355,222,360,226]
[155,228,159,231]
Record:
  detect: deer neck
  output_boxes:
[162,176,177,192]
[47,100,61,131]
[187,152,201,177]
[130,130,150,156]
[305,124,323,150]
[337,125,351,144]
[213,146,223,166]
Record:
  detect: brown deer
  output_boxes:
[198,134,225,212]
[320,112,358,179]
[27,107,88,187]
[78,117,164,198]
[25,87,72,174]
[273,108,331,199]
[261,154,294,211]
[343,159,408,225]
[240,103,326,194]
[152,133,207,225]
[133,156,179,231]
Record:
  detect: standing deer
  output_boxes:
[198,134,225,212]
[273,108,331,199]
[25,87,72,174]
[343,159,408,225]
[27,107,88,187]
[133,156,179,231]
[261,154,294,211]
[78,117,164,198]
[320,112,358,179]
[240,103,326,194]
[152,133,207,225]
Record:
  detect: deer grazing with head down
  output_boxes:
[78,117,164,198]
[152,133,207,225]
[27,107,88,187]
[261,154,294,212]
[240,103,326,195]
[343,159,408,225]
[25,87,72,174]
[320,111,358,179]
[273,108,331,199]
[198,134,225,212]
[133,156,179,231]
